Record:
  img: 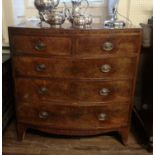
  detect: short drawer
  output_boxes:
[15,78,132,103]
[17,103,129,130]
[11,35,72,56]
[76,34,141,57]
[13,56,137,79]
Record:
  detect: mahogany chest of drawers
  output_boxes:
[9,22,142,144]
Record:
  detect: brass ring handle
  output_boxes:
[36,63,46,72]
[98,113,107,121]
[39,111,49,119]
[99,88,110,96]
[35,41,47,51]
[102,42,114,51]
[38,87,48,95]
[101,64,111,73]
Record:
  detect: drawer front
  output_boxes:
[13,56,137,79]
[11,35,72,56]
[17,103,129,129]
[15,78,132,103]
[76,35,140,56]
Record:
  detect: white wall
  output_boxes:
[2,0,14,45]
[117,0,153,26]
[128,0,153,26]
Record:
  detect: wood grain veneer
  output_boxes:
[8,22,142,145]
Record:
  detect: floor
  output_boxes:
[3,121,152,155]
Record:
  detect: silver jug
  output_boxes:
[64,0,89,23]
[71,0,89,16]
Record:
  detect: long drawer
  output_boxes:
[76,34,141,56]
[13,56,137,79]
[11,34,141,57]
[17,103,130,130]
[11,35,72,56]
[15,78,132,103]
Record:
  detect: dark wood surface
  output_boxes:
[8,22,142,145]
[15,78,132,102]
[2,120,152,155]
[17,103,129,129]
[12,35,72,56]
[13,56,137,79]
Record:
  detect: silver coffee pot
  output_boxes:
[34,0,66,27]
[34,0,60,12]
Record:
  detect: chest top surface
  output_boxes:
[8,21,142,35]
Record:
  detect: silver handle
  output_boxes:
[99,88,110,96]
[98,113,107,121]
[102,42,114,51]
[101,64,111,73]
[81,0,89,13]
[39,111,49,119]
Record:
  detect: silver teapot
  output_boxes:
[34,0,65,26]
[34,0,60,12]
[40,9,66,27]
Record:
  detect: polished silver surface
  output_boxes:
[73,15,86,27]
[64,0,92,27]
[104,19,126,28]
[34,0,60,11]
[71,0,89,16]
[40,10,66,26]
[104,0,126,28]
[72,15,92,28]
[34,0,62,25]
[84,15,93,25]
